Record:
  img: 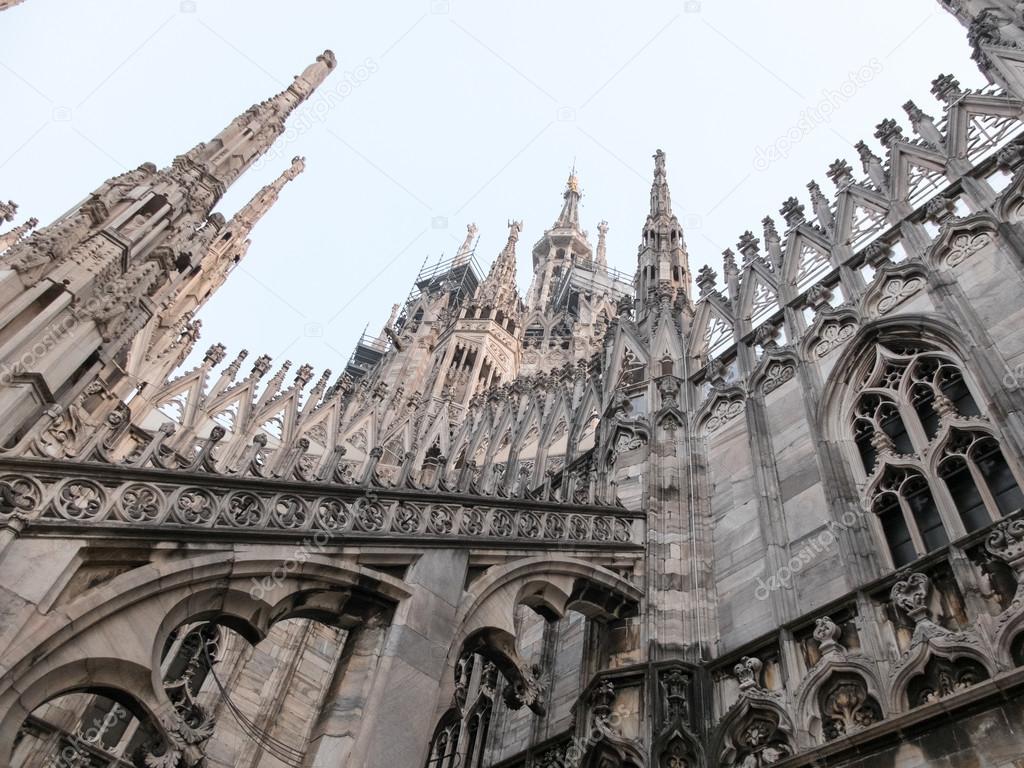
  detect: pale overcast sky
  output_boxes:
[0,0,981,380]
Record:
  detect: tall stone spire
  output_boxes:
[178,51,335,193]
[476,220,522,316]
[229,156,306,233]
[635,149,690,312]
[650,149,672,218]
[596,220,609,269]
[159,157,307,326]
[526,171,593,313]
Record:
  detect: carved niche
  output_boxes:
[817,673,882,740]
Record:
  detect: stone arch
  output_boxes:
[798,306,860,362]
[791,656,885,746]
[652,721,704,767]
[692,386,746,437]
[819,315,1024,566]
[0,658,166,768]
[887,640,996,714]
[747,347,799,397]
[818,314,984,443]
[441,557,641,716]
[860,261,928,318]
[424,706,462,768]
[580,739,645,768]
[0,551,410,766]
[813,670,884,742]
[923,212,998,270]
[711,693,795,766]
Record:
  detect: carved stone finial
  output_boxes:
[590,679,616,720]
[736,231,760,262]
[925,195,956,225]
[997,140,1024,170]
[806,282,833,310]
[203,343,226,366]
[734,656,764,691]
[294,363,315,387]
[813,616,844,656]
[0,200,17,223]
[930,73,963,105]
[696,265,718,296]
[863,241,894,268]
[754,322,780,349]
[826,159,854,188]
[779,197,805,228]
[873,118,905,149]
[722,249,738,279]
[986,518,1024,574]
[250,354,273,378]
[890,572,931,623]
[854,141,882,169]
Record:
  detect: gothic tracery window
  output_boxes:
[848,342,1024,568]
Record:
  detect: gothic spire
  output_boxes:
[230,156,306,233]
[649,149,672,218]
[476,220,522,316]
[178,50,335,192]
[636,149,690,309]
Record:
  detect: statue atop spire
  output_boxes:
[453,222,478,267]
[650,149,672,217]
[596,220,609,269]
[555,167,582,230]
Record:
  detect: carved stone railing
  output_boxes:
[0,457,644,549]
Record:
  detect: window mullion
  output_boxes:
[966,456,1001,524]
[898,493,928,558]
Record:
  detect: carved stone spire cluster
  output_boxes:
[476,220,522,316]
[635,149,690,310]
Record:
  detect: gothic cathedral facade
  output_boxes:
[3,2,1024,767]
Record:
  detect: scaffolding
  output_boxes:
[550,258,634,316]
[344,325,390,380]
[342,250,486,381]
[393,251,485,333]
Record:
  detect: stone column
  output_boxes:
[302,615,389,768]
[0,514,27,564]
[346,549,469,768]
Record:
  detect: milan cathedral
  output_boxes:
[4,2,1024,766]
